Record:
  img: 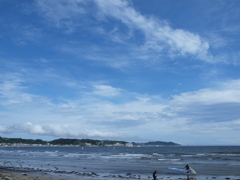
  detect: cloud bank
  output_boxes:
[0,122,123,139]
[1,69,240,144]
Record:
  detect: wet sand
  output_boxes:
[0,169,80,180]
[1,168,240,180]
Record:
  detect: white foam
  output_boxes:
[158,159,181,161]
[99,153,151,160]
[153,153,164,156]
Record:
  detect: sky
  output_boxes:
[0,0,240,145]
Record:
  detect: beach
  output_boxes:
[0,168,74,180]
[1,146,240,180]
[1,168,240,180]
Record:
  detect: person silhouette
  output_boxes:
[184,164,190,173]
[153,170,157,180]
[184,164,189,170]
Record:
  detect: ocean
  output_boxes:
[0,146,240,179]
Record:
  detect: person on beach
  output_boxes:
[184,164,190,173]
[184,164,189,170]
[153,170,157,180]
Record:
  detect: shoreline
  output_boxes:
[0,168,77,180]
[1,168,240,180]
[1,146,240,180]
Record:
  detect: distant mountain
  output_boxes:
[142,141,180,146]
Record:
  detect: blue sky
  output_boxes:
[1,0,240,145]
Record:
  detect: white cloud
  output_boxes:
[94,0,211,62]
[171,88,240,106]
[166,79,240,126]
[0,125,12,134]
[92,85,121,97]
[0,122,124,139]
[14,122,46,135]
[33,0,213,63]
[1,66,240,144]
[171,80,240,106]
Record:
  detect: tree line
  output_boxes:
[0,136,179,146]
[0,137,129,146]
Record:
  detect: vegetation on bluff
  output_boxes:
[0,136,180,146]
[144,141,178,146]
[0,137,47,145]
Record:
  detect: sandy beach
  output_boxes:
[1,168,240,180]
[0,169,82,180]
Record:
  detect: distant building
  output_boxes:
[79,142,92,146]
[126,143,133,147]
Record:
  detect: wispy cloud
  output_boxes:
[94,0,211,62]
[32,0,214,64]
[11,25,43,46]
[34,0,87,32]
[0,73,52,108]
[26,0,240,69]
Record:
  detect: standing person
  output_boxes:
[184,164,189,170]
[153,170,157,180]
[184,164,190,173]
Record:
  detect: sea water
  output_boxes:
[0,146,240,179]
